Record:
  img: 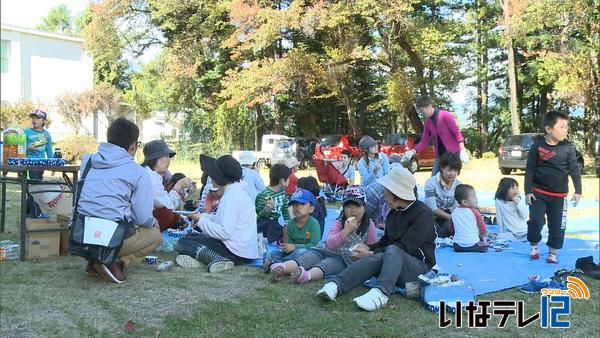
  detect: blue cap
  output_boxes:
[288,188,317,206]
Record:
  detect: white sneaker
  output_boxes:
[353,288,389,311]
[207,260,234,273]
[176,255,200,269]
[317,282,338,301]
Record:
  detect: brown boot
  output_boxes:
[93,261,125,283]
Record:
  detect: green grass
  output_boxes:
[1,253,599,337]
[1,158,599,336]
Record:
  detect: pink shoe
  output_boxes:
[547,253,558,264]
[291,266,311,284]
[530,245,540,260]
[269,263,286,282]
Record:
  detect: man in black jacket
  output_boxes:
[317,167,436,311]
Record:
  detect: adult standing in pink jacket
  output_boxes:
[406,96,469,176]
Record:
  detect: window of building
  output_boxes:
[0,40,10,73]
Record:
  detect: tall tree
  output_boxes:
[511,0,599,151]
[37,4,73,35]
[501,0,525,134]
[464,0,502,153]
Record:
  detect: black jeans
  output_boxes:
[257,219,283,243]
[331,245,429,296]
[435,217,452,238]
[453,242,488,253]
[527,192,567,249]
[176,232,250,265]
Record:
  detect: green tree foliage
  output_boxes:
[36,4,89,37]
[0,100,37,129]
[80,0,598,155]
[36,4,73,35]
[509,0,599,151]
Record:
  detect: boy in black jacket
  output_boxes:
[525,110,582,263]
[317,167,436,311]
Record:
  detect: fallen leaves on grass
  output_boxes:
[124,320,136,334]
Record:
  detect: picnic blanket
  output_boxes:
[327,208,599,296]
[435,238,599,295]
[245,206,600,297]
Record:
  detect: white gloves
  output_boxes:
[404,149,416,160]
[460,149,470,163]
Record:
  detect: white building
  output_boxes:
[0,24,97,141]
[1,24,183,144]
[141,112,184,143]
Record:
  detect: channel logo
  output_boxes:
[565,276,590,299]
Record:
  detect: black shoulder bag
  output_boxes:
[67,159,130,264]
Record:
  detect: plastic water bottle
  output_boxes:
[156,260,174,271]
[0,241,19,260]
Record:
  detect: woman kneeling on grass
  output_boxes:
[317,167,436,311]
[176,155,258,273]
[268,186,377,283]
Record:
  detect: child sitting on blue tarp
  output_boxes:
[263,189,321,272]
[449,184,489,253]
[494,177,528,241]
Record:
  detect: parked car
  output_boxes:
[314,134,362,161]
[270,137,318,169]
[232,134,289,169]
[271,138,295,166]
[380,133,436,173]
[498,133,584,175]
[595,135,600,177]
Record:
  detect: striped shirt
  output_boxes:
[255,187,291,223]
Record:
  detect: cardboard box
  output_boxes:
[25,219,61,259]
[27,231,60,259]
[26,218,58,231]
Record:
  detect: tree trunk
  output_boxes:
[476,0,483,149]
[404,104,423,133]
[254,107,260,151]
[507,40,519,134]
[255,105,266,151]
[503,0,520,134]
[396,36,428,96]
[307,110,317,137]
[585,34,599,153]
[344,97,358,135]
[273,100,284,134]
[481,47,489,153]
[539,84,551,116]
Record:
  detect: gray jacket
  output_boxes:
[77,143,156,228]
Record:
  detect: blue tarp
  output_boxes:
[251,206,599,296]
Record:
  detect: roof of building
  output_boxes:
[1,23,84,43]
